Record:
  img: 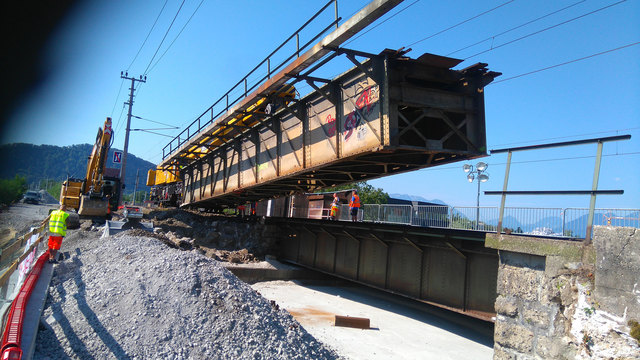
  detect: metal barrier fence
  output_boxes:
[282,204,639,239]
[0,216,50,337]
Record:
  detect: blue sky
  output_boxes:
[3,0,639,209]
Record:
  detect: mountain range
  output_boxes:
[0,143,155,195]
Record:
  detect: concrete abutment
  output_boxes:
[486,226,640,359]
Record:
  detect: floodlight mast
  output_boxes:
[462,162,489,230]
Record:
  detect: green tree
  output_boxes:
[322,181,389,204]
[122,190,147,205]
[0,175,27,206]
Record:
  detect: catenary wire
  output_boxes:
[143,0,187,75]
[447,0,585,56]
[344,0,421,46]
[405,0,516,48]
[463,0,627,60]
[488,41,640,84]
[127,0,169,71]
[417,152,640,172]
[489,127,640,148]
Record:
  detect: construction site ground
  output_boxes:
[1,203,494,359]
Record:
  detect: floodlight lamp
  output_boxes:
[476,162,488,172]
[478,174,489,182]
[467,173,474,183]
[463,164,472,173]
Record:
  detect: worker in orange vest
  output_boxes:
[349,190,360,222]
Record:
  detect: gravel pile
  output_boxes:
[34,228,341,359]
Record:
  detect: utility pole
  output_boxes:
[133,169,140,206]
[118,72,146,206]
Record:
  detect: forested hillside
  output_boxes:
[0,143,155,195]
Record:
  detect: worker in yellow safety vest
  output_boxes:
[48,204,69,263]
[349,190,360,222]
[330,193,340,220]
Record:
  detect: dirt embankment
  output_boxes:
[145,209,277,264]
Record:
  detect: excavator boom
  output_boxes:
[61,117,119,217]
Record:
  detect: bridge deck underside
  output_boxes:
[179,53,498,208]
[269,217,498,321]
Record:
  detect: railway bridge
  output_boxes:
[155,0,500,320]
[157,0,499,209]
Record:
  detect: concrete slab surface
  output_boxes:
[252,280,494,360]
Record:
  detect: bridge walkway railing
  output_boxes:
[288,204,639,240]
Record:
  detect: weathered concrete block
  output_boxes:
[495,295,518,317]
[535,336,578,360]
[494,321,534,353]
[523,306,551,329]
[493,344,516,360]
[497,264,542,302]
[593,226,640,320]
[486,233,585,262]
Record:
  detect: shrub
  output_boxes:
[0,175,27,206]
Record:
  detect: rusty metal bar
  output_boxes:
[490,134,631,154]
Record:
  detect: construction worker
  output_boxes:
[48,204,69,263]
[330,193,340,220]
[349,190,360,222]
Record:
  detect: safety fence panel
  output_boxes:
[448,207,499,232]
[275,202,638,240]
[412,206,450,228]
[378,205,412,224]
[0,215,50,337]
[500,207,565,236]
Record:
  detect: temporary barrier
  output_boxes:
[0,215,51,358]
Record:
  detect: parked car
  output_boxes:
[23,191,41,204]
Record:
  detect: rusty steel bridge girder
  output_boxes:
[179,50,499,208]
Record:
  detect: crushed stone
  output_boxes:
[33,228,342,359]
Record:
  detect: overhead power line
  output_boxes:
[110,78,125,118]
[344,0,420,46]
[147,0,206,74]
[489,41,640,84]
[406,0,516,48]
[128,0,169,71]
[447,0,585,56]
[463,0,628,60]
[132,115,179,128]
[143,0,187,75]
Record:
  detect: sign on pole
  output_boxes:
[113,151,122,164]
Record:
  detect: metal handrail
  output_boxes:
[285,204,639,240]
[163,1,340,159]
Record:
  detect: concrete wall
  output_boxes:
[593,226,640,320]
[486,226,640,359]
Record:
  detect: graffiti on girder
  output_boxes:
[326,114,336,137]
[344,84,379,142]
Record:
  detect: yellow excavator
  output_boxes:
[60,117,121,216]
